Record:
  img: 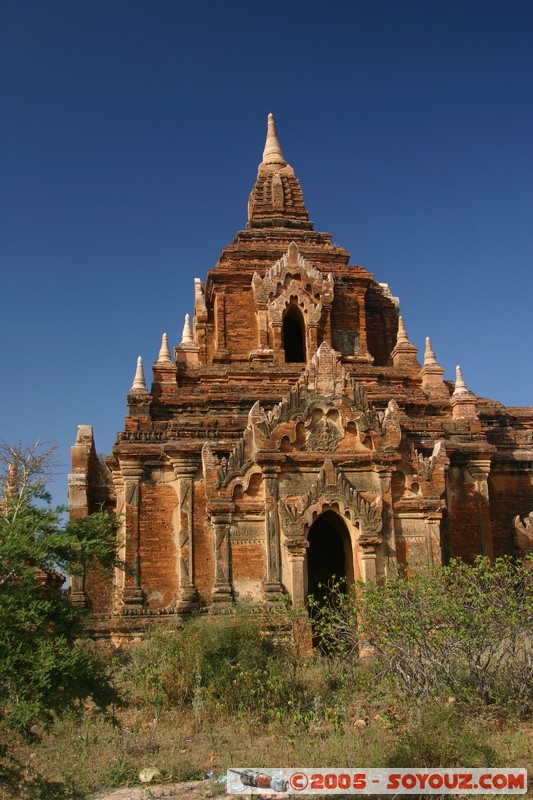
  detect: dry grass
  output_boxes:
[5,603,532,799]
[10,701,532,799]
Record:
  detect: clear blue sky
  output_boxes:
[1,0,531,506]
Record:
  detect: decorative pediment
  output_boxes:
[202,365,405,506]
[247,378,346,455]
[252,242,334,308]
[348,379,402,450]
[201,440,253,491]
[279,460,383,540]
[245,365,402,456]
[216,440,253,489]
[412,440,447,480]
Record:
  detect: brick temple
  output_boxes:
[69,114,533,638]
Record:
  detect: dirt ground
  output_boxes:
[91,777,289,800]
[92,779,220,800]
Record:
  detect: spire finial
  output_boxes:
[157,332,172,363]
[424,336,438,366]
[130,356,147,394]
[262,113,285,166]
[454,364,469,395]
[181,313,194,345]
[396,316,410,345]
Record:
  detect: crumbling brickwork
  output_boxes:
[68,114,533,641]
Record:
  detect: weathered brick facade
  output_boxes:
[69,115,533,640]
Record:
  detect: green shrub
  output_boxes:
[310,557,533,713]
[127,605,315,723]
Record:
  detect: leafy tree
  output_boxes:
[0,441,123,797]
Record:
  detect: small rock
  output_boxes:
[354,718,367,727]
[139,767,162,784]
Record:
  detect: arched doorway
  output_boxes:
[282,306,306,363]
[306,510,353,606]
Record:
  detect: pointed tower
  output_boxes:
[175,313,200,365]
[152,332,178,397]
[247,113,313,230]
[181,314,194,345]
[130,356,147,394]
[391,316,419,369]
[451,365,478,419]
[421,336,446,394]
[157,332,172,364]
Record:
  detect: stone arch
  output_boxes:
[280,466,383,604]
[282,304,306,363]
[306,509,354,606]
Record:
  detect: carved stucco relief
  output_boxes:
[279,462,383,543]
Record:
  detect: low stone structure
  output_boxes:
[69,114,533,640]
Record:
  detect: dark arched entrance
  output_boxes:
[282,306,306,363]
[306,511,353,605]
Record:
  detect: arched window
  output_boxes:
[282,306,306,363]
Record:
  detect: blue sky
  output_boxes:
[1,0,531,506]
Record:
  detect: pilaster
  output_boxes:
[359,540,379,583]
[426,514,443,565]
[271,321,282,361]
[468,458,494,559]
[68,425,96,608]
[307,323,318,360]
[286,538,308,608]
[210,506,233,607]
[118,463,144,611]
[376,467,397,576]
[170,455,200,611]
[262,465,283,598]
[68,473,90,607]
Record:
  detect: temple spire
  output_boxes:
[396,316,410,346]
[157,332,172,364]
[247,113,313,230]
[451,364,478,419]
[262,113,285,166]
[181,313,194,345]
[453,364,469,395]
[130,356,147,394]
[391,315,419,368]
[421,336,445,394]
[424,336,438,366]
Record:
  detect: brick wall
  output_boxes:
[139,484,179,609]
[489,468,533,556]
